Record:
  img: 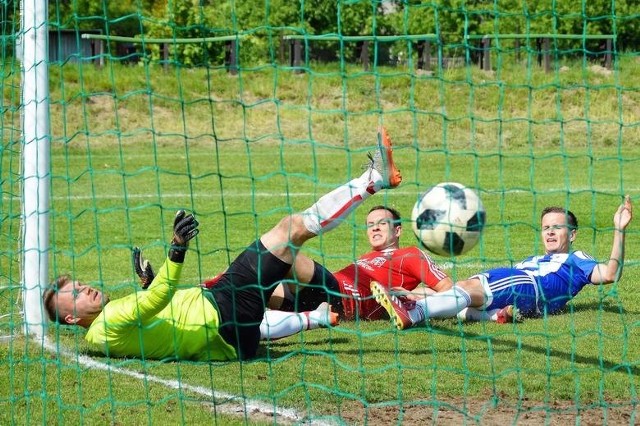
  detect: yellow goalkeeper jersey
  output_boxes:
[85,259,237,361]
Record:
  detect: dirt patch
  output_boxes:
[336,397,637,425]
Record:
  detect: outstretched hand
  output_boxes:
[614,195,633,231]
[171,210,199,248]
[169,210,199,263]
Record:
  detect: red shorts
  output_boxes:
[335,274,388,321]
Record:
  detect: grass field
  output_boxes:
[1,56,639,424]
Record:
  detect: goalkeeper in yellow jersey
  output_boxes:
[42,128,402,361]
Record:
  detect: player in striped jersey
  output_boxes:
[372,196,633,329]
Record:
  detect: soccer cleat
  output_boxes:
[369,126,402,189]
[496,305,522,324]
[370,281,413,330]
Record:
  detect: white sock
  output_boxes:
[260,310,309,340]
[413,287,472,319]
[457,307,501,322]
[260,304,333,340]
[302,169,382,234]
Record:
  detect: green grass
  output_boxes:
[2,55,640,424]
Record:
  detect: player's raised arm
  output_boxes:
[591,195,633,284]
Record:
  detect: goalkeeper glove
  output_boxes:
[169,210,199,263]
[132,247,155,289]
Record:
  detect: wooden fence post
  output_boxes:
[361,40,370,71]
[605,38,612,69]
[481,36,491,71]
[163,42,169,71]
[91,39,104,68]
[418,40,431,71]
[226,39,238,75]
[543,37,551,73]
[291,39,303,74]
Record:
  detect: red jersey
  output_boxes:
[333,246,448,320]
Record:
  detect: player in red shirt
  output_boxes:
[269,205,453,321]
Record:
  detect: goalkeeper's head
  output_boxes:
[43,275,109,328]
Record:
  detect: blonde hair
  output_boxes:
[42,275,73,323]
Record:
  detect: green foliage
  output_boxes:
[43,1,640,68]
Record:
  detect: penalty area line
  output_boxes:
[41,338,319,424]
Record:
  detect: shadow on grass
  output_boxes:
[571,299,639,315]
[259,312,639,378]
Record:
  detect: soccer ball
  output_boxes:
[411,182,486,256]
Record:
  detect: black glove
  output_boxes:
[132,247,155,289]
[169,210,199,263]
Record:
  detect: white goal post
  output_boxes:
[20,0,50,339]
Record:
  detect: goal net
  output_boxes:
[2,1,638,424]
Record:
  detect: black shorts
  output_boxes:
[205,240,291,360]
[280,261,343,315]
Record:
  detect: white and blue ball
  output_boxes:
[411,182,486,256]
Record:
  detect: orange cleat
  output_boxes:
[370,281,413,330]
[371,126,402,189]
[496,305,522,324]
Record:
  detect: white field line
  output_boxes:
[37,336,325,424]
[47,189,419,201]
[34,186,637,202]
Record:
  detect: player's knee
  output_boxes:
[459,278,488,307]
[262,215,314,253]
[279,214,314,245]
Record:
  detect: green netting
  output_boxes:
[2,0,639,424]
